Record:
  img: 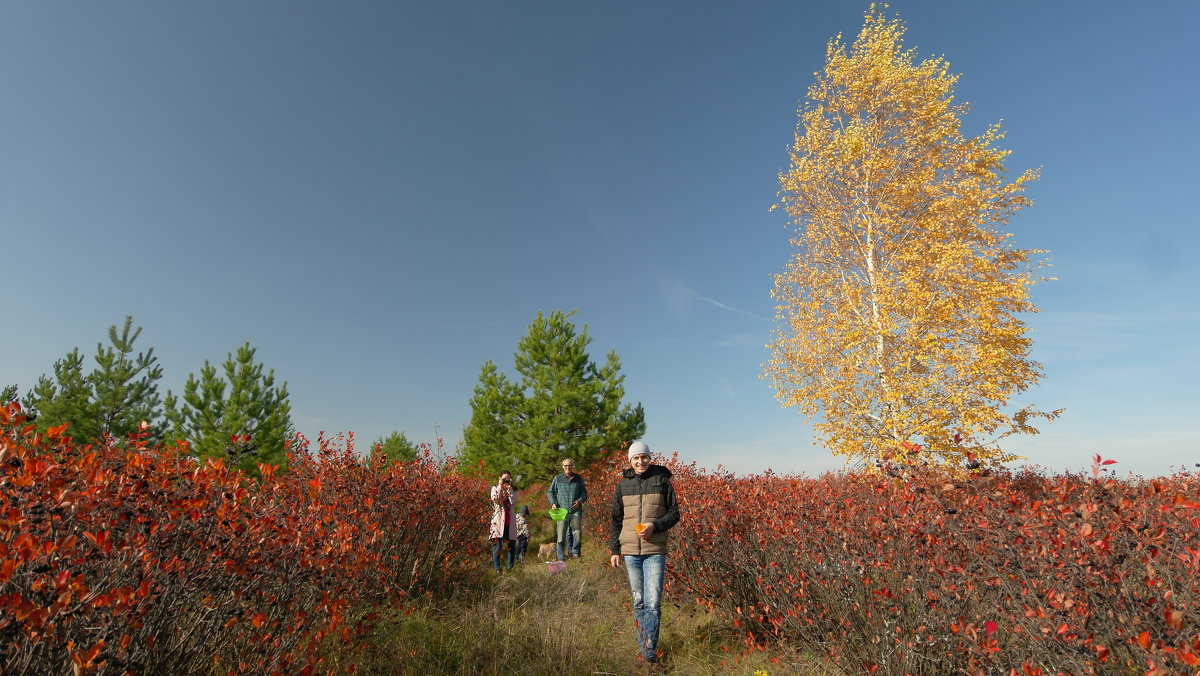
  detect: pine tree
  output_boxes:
[23,317,163,443]
[368,430,419,464]
[766,7,1059,467]
[164,342,293,473]
[460,310,645,483]
[24,348,95,438]
[90,316,163,440]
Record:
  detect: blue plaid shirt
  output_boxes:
[547,472,587,514]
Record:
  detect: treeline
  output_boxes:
[3,317,292,474]
[4,310,647,481]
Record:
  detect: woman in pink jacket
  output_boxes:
[488,471,518,572]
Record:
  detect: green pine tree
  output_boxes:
[459,310,646,483]
[23,316,163,443]
[90,316,163,440]
[164,342,293,473]
[368,430,420,464]
[25,348,98,439]
[3,384,21,406]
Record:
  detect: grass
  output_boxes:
[336,537,830,675]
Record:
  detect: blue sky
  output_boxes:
[2,2,1196,478]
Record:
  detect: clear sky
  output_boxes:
[2,2,1196,478]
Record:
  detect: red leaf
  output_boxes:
[985,620,997,636]
[1135,631,1151,650]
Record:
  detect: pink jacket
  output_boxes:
[488,485,517,540]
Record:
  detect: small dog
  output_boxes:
[537,543,557,561]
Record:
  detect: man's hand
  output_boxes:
[609,554,622,568]
[637,522,656,540]
[570,499,581,510]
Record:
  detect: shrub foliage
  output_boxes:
[666,453,1200,674]
[8,398,1200,675]
[0,403,486,674]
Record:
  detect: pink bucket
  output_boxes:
[546,560,566,574]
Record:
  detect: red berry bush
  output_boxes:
[0,403,486,675]
[667,454,1200,674]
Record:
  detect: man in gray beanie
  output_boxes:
[608,440,680,666]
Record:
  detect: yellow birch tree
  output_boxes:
[766,6,1059,467]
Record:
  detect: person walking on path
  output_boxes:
[608,441,680,665]
[488,471,518,572]
[548,458,587,560]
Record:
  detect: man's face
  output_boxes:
[562,460,575,475]
[630,454,651,475]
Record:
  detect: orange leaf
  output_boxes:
[1136,631,1151,650]
[252,612,266,628]
[1166,609,1183,630]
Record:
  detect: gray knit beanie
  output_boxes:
[627,441,651,459]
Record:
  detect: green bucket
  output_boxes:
[548,508,568,522]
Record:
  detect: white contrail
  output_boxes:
[673,282,769,321]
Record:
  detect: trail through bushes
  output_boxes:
[6,400,1200,675]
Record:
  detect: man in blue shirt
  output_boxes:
[547,458,587,560]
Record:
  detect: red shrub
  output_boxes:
[667,454,1200,674]
[0,403,487,674]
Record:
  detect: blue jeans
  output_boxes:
[623,554,665,661]
[491,539,514,571]
[556,511,582,559]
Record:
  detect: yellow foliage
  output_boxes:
[766,5,1060,468]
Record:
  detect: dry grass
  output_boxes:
[337,542,829,676]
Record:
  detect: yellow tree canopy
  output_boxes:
[766,6,1060,467]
